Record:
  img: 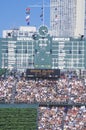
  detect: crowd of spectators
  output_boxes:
[0,72,86,103]
[0,71,86,130]
[15,77,86,103]
[38,107,64,130]
[64,106,86,130]
[38,106,86,130]
[0,76,15,103]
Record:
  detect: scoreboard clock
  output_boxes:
[34,26,52,69]
[39,26,48,37]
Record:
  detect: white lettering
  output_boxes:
[53,38,70,41]
[8,41,16,43]
[17,37,32,41]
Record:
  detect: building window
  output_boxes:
[35,49,37,54]
[69,50,72,54]
[19,31,23,36]
[7,33,11,37]
[60,50,62,53]
[24,49,27,53]
[6,49,8,53]
[15,49,18,53]
[50,49,52,54]
[25,32,28,36]
[78,50,81,54]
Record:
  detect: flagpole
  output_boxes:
[43,0,44,26]
[27,0,56,26]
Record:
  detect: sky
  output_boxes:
[0,0,50,37]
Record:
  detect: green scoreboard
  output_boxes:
[33,26,52,69]
[0,25,86,71]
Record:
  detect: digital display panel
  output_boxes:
[26,69,60,78]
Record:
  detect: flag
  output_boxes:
[27,21,30,25]
[26,7,30,14]
[40,6,43,21]
[26,7,30,11]
[26,18,30,25]
[41,18,43,21]
[25,7,30,25]
[40,13,43,17]
[26,15,30,21]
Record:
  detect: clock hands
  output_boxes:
[42,29,47,34]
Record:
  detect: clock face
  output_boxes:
[39,26,48,36]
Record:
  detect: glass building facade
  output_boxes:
[50,0,85,37]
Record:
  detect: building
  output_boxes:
[84,0,86,37]
[2,26,36,38]
[50,0,85,37]
[0,25,86,72]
